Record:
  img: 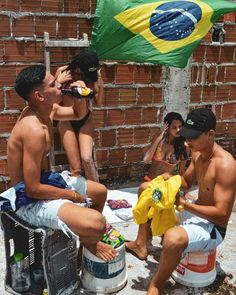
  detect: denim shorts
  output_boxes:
[179,211,224,256]
[16,171,87,238]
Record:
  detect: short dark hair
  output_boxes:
[15,65,46,101]
[164,112,184,125]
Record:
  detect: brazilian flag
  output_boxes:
[90,0,236,68]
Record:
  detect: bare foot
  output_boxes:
[147,284,160,295]
[86,242,118,261]
[125,241,148,260]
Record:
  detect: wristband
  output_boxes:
[73,191,81,203]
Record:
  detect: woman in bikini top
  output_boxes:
[144,112,190,181]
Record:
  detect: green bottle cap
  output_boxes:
[14,253,24,262]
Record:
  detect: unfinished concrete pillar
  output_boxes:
[162,58,192,120]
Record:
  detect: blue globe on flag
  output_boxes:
[150,1,202,41]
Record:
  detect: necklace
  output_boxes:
[202,144,217,162]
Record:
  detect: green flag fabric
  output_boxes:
[90,0,236,68]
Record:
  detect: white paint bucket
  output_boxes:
[80,243,127,293]
[172,249,216,288]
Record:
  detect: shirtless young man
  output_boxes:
[7,65,116,261]
[130,108,236,295]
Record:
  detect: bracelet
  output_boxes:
[73,191,81,203]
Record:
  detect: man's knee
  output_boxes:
[87,212,106,238]
[162,227,188,252]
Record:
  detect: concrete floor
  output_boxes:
[0,187,236,295]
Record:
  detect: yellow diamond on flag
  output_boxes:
[114,0,213,54]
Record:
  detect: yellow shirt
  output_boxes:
[133,175,181,236]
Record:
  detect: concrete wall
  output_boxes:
[0,1,235,190]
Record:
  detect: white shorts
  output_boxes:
[16,171,87,238]
[179,211,225,256]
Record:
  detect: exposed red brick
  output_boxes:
[138,88,153,104]
[202,86,216,102]
[20,0,41,12]
[35,16,57,37]
[115,65,133,84]
[215,105,222,121]
[117,128,134,146]
[124,108,142,125]
[0,114,18,132]
[118,165,132,178]
[206,66,217,84]
[5,89,26,110]
[149,127,161,141]
[216,66,226,83]
[134,66,151,83]
[0,137,8,157]
[215,121,227,136]
[3,0,20,11]
[0,90,4,110]
[134,127,149,145]
[0,179,9,192]
[107,109,125,126]
[41,0,63,13]
[230,85,236,100]
[101,66,115,84]
[0,65,21,87]
[150,66,162,83]
[224,13,236,22]
[93,109,107,128]
[142,107,157,124]
[153,88,163,103]
[0,15,10,36]
[225,66,236,82]
[78,18,92,38]
[0,159,8,175]
[108,149,125,165]
[215,85,231,101]
[3,40,44,63]
[104,88,119,106]
[91,0,97,13]
[96,150,108,166]
[224,24,236,42]
[64,0,91,13]
[119,88,136,105]
[220,47,235,63]
[192,45,206,62]
[222,103,236,119]
[205,47,220,63]
[100,130,116,147]
[57,17,78,38]
[12,16,34,37]
[126,148,143,163]
[190,86,202,103]
[48,47,71,64]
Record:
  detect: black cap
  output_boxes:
[180,108,216,139]
[68,50,99,82]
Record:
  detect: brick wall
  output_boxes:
[0,2,235,190]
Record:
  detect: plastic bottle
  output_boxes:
[61,86,95,99]
[10,253,31,292]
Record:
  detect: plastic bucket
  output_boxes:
[80,243,127,293]
[172,249,216,288]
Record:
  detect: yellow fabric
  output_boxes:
[133,175,181,236]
